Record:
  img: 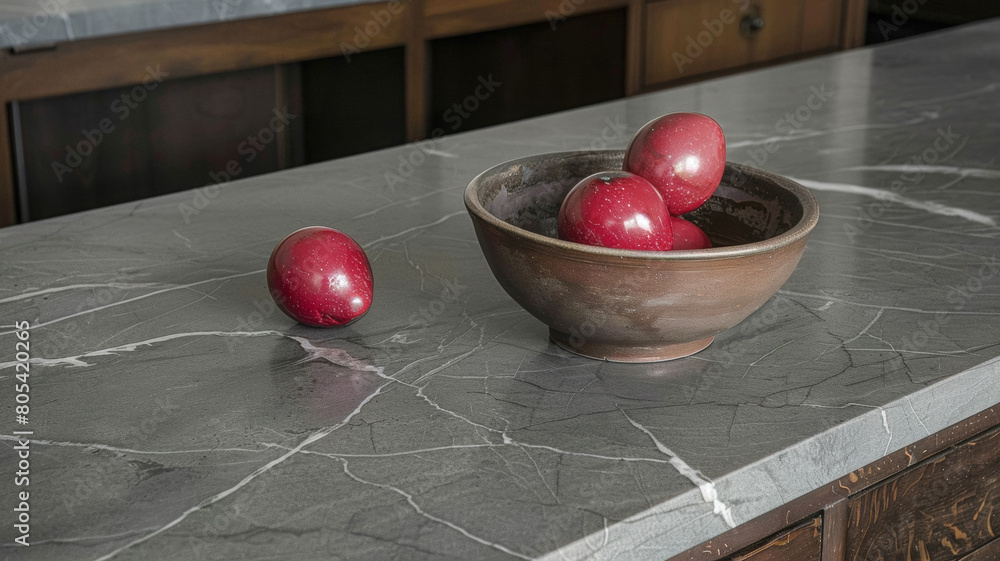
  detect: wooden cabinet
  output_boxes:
[0,0,867,226]
[675,409,1000,561]
[958,539,1000,560]
[727,516,822,561]
[846,425,1000,561]
[644,0,846,88]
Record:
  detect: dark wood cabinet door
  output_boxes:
[846,426,1000,561]
[428,9,625,136]
[725,516,822,561]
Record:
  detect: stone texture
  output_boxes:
[1,19,1000,560]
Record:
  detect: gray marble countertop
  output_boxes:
[3,20,1000,561]
[0,0,371,49]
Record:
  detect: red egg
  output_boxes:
[266,227,373,327]
[670,216,713,250]
[558,171,673,251]
[623,112,726,215]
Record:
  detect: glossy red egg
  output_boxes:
[670,216,713,250]
[266,227,373,327]
[558,171,673,251]
[623,112,726,215]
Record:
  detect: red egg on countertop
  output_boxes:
[266,226,373,327]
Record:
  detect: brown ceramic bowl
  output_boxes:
[465,150,819,362]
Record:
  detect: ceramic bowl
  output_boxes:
[464,150,819,362]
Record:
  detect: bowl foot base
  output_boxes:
[549,330,714,363]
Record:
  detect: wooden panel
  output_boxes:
[727,516,822,561]
[300,49,406,163]
[422,0,627,39]
[0,3,407,104]
[841,0,868,48]
[846,425,1000,561]
[801,0,843,52]
[744,0,804,64]
[406,0,429,141]
[428,9,625,135]
[0,3,410,226]
[625,0,644,95]
[16,66,285,220]
[643,0,839,87]
[0,105,14,224]
[823,500,849,561]
[959,539,1000,560]
[645,0,748,85]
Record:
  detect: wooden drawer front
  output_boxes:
[423,0,628,38]
[846,426,1000,561]
[727,516,822,561]
[644,0,841,86]
[959,538,1000,560]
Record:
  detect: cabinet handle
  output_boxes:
[740,12,765,37]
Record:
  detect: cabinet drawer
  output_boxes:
[644,0,841,86]
[846,426,1000,561]
[727,516,822,561]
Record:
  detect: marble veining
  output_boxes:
[1,19,1000,561]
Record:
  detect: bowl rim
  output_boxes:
[464,150,820,261]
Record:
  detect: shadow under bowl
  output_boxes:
[464,150,819,362]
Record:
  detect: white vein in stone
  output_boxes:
[362,210,466,248]
[801,402,893,454]
[778,290,1000,316]
[92,381,393,561]
[903,396,931,436]
[727,115,933,150]
[0,434,271,456]
[0,282,162,305]
[0,269,264,334]
[353,186,458,219]
[840,164,1000,179]
[620,410,736,529]
[423,148,458,158]
[32,526,161,546]
[338,458,533,559]
[843,308,884,345]
[790,177,996,226]
[0,330,280,370]
[895,82,998,108]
